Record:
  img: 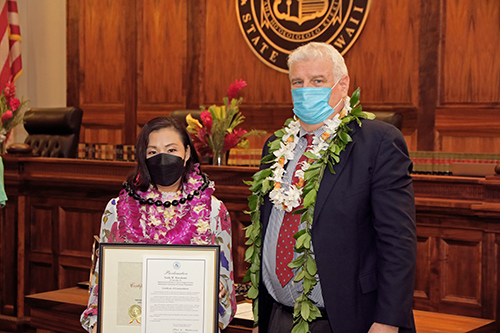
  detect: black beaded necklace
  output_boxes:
[123,173,210,208]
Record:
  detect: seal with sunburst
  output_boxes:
[236,0,371,73]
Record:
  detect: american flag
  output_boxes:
[0,0,21,92]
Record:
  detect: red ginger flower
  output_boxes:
[223,128,247,151]
[9,98,20,111]
[227,79,247,101]
[200,110,213,132]
[3,77,15,101]
[1,110,13,123]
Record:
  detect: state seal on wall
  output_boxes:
[236,0,372,73]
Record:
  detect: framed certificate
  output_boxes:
[97,243,220,333]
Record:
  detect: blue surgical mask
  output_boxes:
[291,79,343,125]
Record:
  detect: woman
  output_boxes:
[81,117,237,332]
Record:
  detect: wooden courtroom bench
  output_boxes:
[25,288,496,333]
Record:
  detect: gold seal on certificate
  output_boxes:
[128,305,141,324]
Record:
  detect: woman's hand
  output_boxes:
[91,324,97,333]
[219,282,227,299]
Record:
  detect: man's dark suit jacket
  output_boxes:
[258,119,417,333]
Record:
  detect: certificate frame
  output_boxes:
[97,243,220,333]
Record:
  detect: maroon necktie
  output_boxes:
[276,134,314,287]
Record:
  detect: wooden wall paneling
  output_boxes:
[413,224,440,312]
[417,0,440,151]
[415,210,496,318]
[136,0,188,125]
[343,0,420,143]
[186,0,206,109]
[438,231,483,314]
[0,195,18,316]
[28,203,56,295]
[16,195,26,321]
[205,0,293,134]
[57,205,102,289]
[66,0,80,109]
[346,0,420,106]
[414,235,432,302]
[76,0,137,145]
[437,0,500,152]
[82,126,123,147]
[435,108,500,152]
[483,233,496,320]
[441,0,500,105]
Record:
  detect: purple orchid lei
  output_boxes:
[116,164,215,245]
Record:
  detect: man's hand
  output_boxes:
[368,322,399,333]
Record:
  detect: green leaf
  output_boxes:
[303,233,311,249]
[338,131,349,144]
[291,318,309,333]
[293,229,307,240]
[261,179,272,194]
[250,271,259,287]
[296,233,307,248]
[300,210,311,224]
[246,285,258,299]
[292,207,307,215]
[269,139,281,151]
[252,298,259,325]
[302,275,311,291]
[309,305,322,320]
[363,111,376,120]
[327,159,334,173]
[244,245,254,262]
[252,168,272,182]
[303,151,317,160]
[350,88,360,108]
[301,301,310,320]
[288,254,305,268]
[248,195,258,211]
[274,128,286,138]
[305,256,317,275]
[242,268,251,283]
[244,224,254,238]
[302,188,317,207]
[294,270,305,282]
[261,153,275,164]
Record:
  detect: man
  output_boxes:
[257,42,417,332]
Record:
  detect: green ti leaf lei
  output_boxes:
[243,88,374,333]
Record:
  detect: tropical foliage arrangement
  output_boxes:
[0,77,28,146]
[186,79,264,162]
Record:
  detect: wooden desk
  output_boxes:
[413,310,495,333]
[25,287,255,333]
[25,288,495,333]
[25,287,88,333]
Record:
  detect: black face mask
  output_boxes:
[146,153,185,187]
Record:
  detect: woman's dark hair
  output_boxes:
[127,116,200,192]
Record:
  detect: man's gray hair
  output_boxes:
[288,42,348,81]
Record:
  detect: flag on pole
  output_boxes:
[0,0,22,92]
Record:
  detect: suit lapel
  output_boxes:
[313,122,360,221]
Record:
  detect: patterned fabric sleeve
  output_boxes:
[211,197,238,330]
[80,197,119,332]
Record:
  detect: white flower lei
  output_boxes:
[268,98,352,212]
